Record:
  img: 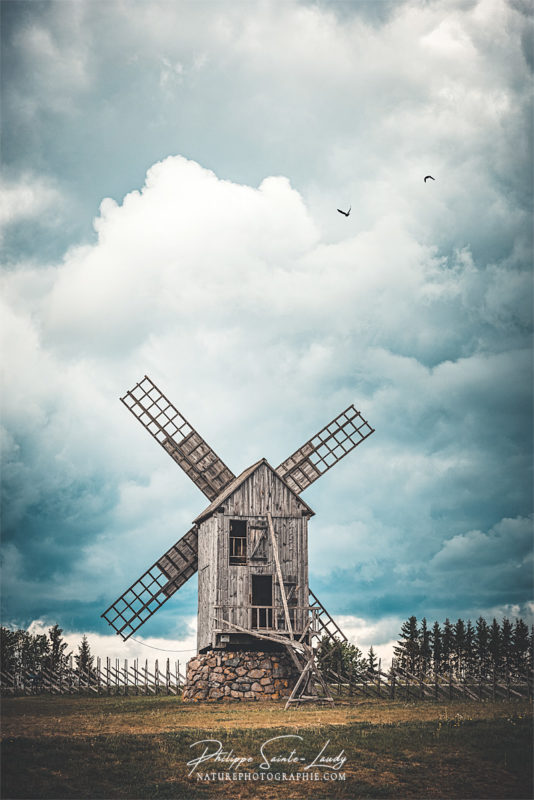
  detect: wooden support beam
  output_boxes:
[297,616,313,643]
[285,662,312,709]
[214,616,306,653]
[267,511,294,640]
[284,642,305,672]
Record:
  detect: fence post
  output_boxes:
[166,658,170,695]
[449,669,452,701]
[145,659,148,695]
[124,659,128,696]
[492,665,496,701]
[155,659,160,694]
[391,668,396,700]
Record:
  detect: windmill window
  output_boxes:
[229,519,247,565]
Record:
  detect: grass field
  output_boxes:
[1,695,532,799]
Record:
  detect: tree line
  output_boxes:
[3,617,533,685]
[393,616,533,679]
[317,616,533,682]
[0,625,94,676]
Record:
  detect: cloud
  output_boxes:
[3,151,530,641]
[0,174,61,231]
[3,1,532,254]
[1,0,531,647]
[25,619,197,666]
[337,614,402,668]
[6,4,91,120]
[431,516,533,571]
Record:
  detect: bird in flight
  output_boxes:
[424,175,435,183]
[337,205,351,217]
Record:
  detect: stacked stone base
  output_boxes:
[182,650,298,701]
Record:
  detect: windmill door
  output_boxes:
[251,575,273,629]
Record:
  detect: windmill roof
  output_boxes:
[193,458,315,524]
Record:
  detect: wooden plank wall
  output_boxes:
[197,463,311,646]
[197,515,218,651]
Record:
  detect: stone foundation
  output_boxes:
[182,650,298,701]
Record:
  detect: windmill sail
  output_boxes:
[101,527,198,640]
[121,376,235,502]
[276,405,374,494]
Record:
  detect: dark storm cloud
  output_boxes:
[1,0,532,653]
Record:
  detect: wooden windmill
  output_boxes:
[102,375,374,704]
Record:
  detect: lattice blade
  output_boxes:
[309,588,348,643]
[121,376,235,502]
[276,405,374,493]
[101,527,198,640]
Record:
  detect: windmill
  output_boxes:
[102,375,374,704]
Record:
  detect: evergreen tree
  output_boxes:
[367,646,378,674]
[501,618,513,673]
[488,618,502,675]
[453,619,466,677]
[0,627,18,673]
[393,616,419,674]
[74,635,94,676]
[512,619,530,674]
[46,624,70,673]
[419,618,432,676]
[430,621,442,674]
[441,619,454,673]
[475,617,490,677]
[464,620,476,678]
[1,627,50,676]
[317,636,366,678]
[17,630,50,673]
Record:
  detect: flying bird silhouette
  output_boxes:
[424,175,435,183]
[337,205,351,217]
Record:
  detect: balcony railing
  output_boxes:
[214,605,318,637]
[229,536,247,565]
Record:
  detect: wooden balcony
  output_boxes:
[214,605,318,638]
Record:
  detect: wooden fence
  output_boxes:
[0,656,185,696]
[324,663,533,701]
[2,657,532,701]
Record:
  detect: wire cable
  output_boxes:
[129,637,196,653]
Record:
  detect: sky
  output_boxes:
[1,0,532,666]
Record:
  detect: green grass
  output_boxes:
[1,696,532,799]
